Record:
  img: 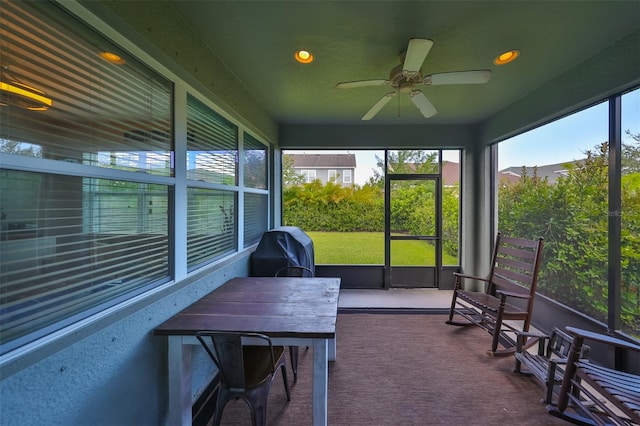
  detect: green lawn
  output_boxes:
[306,231,458,265]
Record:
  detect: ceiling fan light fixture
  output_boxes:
[0,80,53,111]
[294,50,314,64]
[494,50,519,65]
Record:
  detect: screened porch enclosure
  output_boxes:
[0,1,638,425]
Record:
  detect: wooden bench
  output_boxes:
[548,327,640,425]
[446,232,544,356]
[514,327,590,404]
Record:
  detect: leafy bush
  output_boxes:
[499,143,640,334]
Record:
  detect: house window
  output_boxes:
[328,170,337,182]
[302,169,316,183]
[244,192,269,247]
[186,95,238,268]
[186,188,237,268]
[0,0,172,354]
[343,170,352,184]
[243,133,269,247]
[243,134,267,190]
[187,95,237,185]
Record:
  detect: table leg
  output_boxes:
[312,338,329,426]
[167,336,192,426]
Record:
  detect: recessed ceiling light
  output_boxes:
[99,51,126,65]
[294,50,314,64]
[494,50,519,65]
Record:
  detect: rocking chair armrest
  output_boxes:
[549,357,569,367]
[515,331,547,353]
[452,272,489,282]
[496,290,531,300]
[515,331,548,340]
[566,327,640,353]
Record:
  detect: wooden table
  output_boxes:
[153,276,341,426]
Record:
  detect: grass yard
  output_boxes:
[306,231,458,265]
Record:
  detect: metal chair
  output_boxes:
[274,265,314,382]
[196,331,291,426]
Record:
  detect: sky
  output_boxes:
[499,89,639,170]
[286,88,639,185]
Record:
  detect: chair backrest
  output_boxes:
[196,331,275,389]
[547,327,590,359]
[487,232,544,310]
[274,265,314,277]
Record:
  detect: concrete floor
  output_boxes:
[338,288,454,309]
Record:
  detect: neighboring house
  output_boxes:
[287,153,356,186]
[444,160,583,187]
[442,161,460,186]
[442,161,516,186]
[500,159,585,184]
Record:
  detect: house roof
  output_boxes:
[441,161,459,186]
[500,160,585,184]
[287,154,357,169]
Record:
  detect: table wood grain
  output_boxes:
[154,277,340,338]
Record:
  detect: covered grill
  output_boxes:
[251,226,315,277]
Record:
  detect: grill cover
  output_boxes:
[251,226,315,277]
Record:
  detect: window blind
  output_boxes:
[243,133,267,189]
[244,192,268,247]
[0,170,169,352]
[0,1,172,354]
[0,0,173,173]
[187,188,237,268]
[186,96,239,267]
[186,95,237,185]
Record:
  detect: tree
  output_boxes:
[368,150,439,187]
[282,154,304,187]
[623,130,640,173]
[0,140,42,157]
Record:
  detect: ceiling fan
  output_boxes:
[335,38,491,120]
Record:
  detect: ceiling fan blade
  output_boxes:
[336,79,389,89]
[362,91,397,120]
[409,90,437,118]
[424,70,491,86]
[402,38,433,75]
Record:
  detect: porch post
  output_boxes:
[460,142,494,291]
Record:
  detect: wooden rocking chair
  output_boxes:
[446,232,544,356]
[547,327,640,425]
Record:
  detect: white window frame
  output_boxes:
[301,169,316,183]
